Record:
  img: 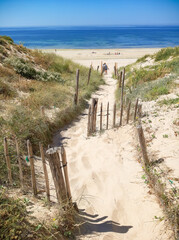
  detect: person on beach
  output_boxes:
[102,63,108,74]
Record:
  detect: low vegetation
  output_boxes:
[0,36,103,239]
[116,46,179,239]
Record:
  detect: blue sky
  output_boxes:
[0,0,179,27]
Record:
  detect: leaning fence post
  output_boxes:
[46,149,67,204]
[119,71,123,88]
[119,71,125,126]
[40,106,45,117]
[106,102,109,130]
[94,99,98,132]
[90,98,98,133]
[137,104,142,119]
[4,138,12,184]
[15,138,24,190]
[114,62,117,77]
[39,143,50,201]
[137,123,150,167]
[27,140,37,196]
[87,66,91,85]
[61,146,72,202]
[100,103,103,131]
[87,105,91,136]
[74,69,80,105]
[134,98,139,122]
[113,102,116,128]
[126,101,131,124]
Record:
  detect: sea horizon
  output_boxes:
[0,25,179,49]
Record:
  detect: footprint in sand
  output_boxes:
[91,172,102,190]
[81,155,91,169]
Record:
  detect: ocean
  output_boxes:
[0,26,179,49]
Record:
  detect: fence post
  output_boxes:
[119,71,125,126]
[113,102,116,128]
[134,98,139,122]
[106,102,109,130]
[137,123,150,167]
[137,104,142,119]
[114,62,117,77]
[46,149,67,204]
[40,106,45,117]
[87,66,91,85]
[126,101,131,124]
[97,66,99,72]
[61,146,72,202]
[74,69,80,105]
[87,105,91,136]
[119,71,122,88]
[27,140,37,196]
[15,138,24,190]
[4,138,12,184]
[39,143,50,201]
[100,103,103,131]
[90,98,98,133]
[94,99,98,132]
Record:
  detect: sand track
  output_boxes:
[52,65,171,239]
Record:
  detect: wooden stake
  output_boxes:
[134,98,139,122]
[46,149,67,204]
[94,99,98,132]
[119,71,122,88]
[137,104,142,119]
[113,103,116,128]
[40,106,45,117]
[114,62,117,77]
[137,123,150,166]
[100,103,103,131]
[27,140,37,196]
[4,138,12,184]
[126,101,131,124]
[106,102,109,130]
[39,143,50,201]
[90,98,98,133]
[61,146,72,202]
[15,138,24,189]
[119,72,125,126]
[75,69,80,105]
[87,105,91,136]
[87,67,91,85]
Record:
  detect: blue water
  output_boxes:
[0,26,179,49]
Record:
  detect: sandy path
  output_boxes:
[52,62,171,239]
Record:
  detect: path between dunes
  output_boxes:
[52,67,170,239]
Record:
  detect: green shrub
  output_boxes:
[0,35,14,44]
[155,46,179,61]
[5,57,64,83]
[144,85,169,100]
[136,54,150,63]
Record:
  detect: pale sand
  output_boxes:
[42,49,173,239]
[42,48,160,70]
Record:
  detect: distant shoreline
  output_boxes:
[42,48,160,68]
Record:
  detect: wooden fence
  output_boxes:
[3,139,74,207]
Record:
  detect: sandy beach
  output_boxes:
[43,48,173,239]
[43,48,160,70]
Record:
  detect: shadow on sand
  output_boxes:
[75,209,133,237]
